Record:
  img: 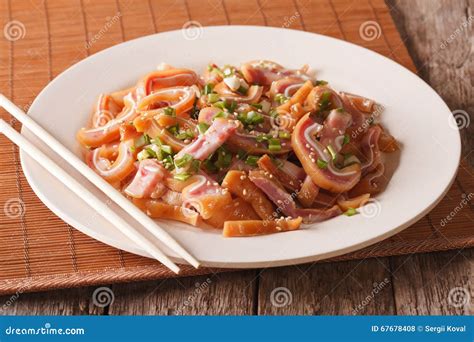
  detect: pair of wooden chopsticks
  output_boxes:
[0,94,200,274]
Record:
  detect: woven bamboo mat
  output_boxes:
[0,0,472,295]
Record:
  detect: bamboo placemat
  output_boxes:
[0,0,472,295]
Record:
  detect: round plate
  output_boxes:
[20,26,460,268]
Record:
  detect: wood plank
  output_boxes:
[258,258,395,314]
[391,249,473,315]
[387,0,473,163]
[0,286,104,315]
[387,0,473,316]
[108,271,257,315]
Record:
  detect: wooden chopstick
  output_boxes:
[0,94,200,269]
[0,119,181,274]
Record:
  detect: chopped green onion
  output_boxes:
[174,173,191,181]
[163,107,176,117]
[215,147,232,169]
[275,94,289,105]
[238,111,263,127]
[143,134,151,145]
[151,137,162,146]
[251,103,262,109]
[269,109,279,118]
[137,149,150,161]
[163,155,175,170]
[167,124,179,135]
[145,147,157,158]
[344,207,359,216]
[204,159,218,173]
[175,129,195,140]
[327,144,337,160]
[175,153,193,168]
[203,83,214,95]
[319,92,332,112]
[245,155,260,167]
[256,133,270,142]
[237,85,248,95]
[160,145,173,155]
[197,123,209,134]
[247,111,263,124]
[317,158,328,169]
[207,93,220,103]
[343,134,350,146]
[213,101,226,110]
[315,80,328,86]
[269,145,281,152]
[213,111,227,119]
[278,131,291,139]
[225,100,237,112]
[268,138,281,152]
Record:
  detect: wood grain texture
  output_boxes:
[0,286,105,315]
[0,0,472,315]
[108,271,257,315]
[258,258,395,315]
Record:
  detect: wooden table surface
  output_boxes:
[1,0,473,315]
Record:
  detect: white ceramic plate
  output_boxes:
[20,26,460,268]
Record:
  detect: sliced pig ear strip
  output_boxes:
[75,60,397,237]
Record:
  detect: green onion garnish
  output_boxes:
[143,134,151,145]
[319,92,332,112]
[204,159,218,173]
[275,94,289,105]
[247,111,263,124]
[203,83,214,95]
[256,133,270,142]
[213,111,227,119]
[160,145,172,155]
[197,122,209,134]
[163,107,176,117]
[237,85,248,95]
[278,131,291,139]
[245,155,260,167]
[137,149,150,161]
[215,147,232,169]
[327,144,337,160]
[207,93,220,103]
[174,173,191,181]
[251,103,262,109]
[315,80,328,86]
[317,158,328,169]
[213,101,225,109]
[167,124,179,135]
[343,134,350,146]
[151,137,162,146]
[145,147,157,158]
[175,129,195,140]
[268,138,281,152]
[175,153,193,168]
[225,100,237,112]
[163,155,175,170]
[344,207,358,216]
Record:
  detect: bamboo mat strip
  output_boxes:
[0,0,472,295]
